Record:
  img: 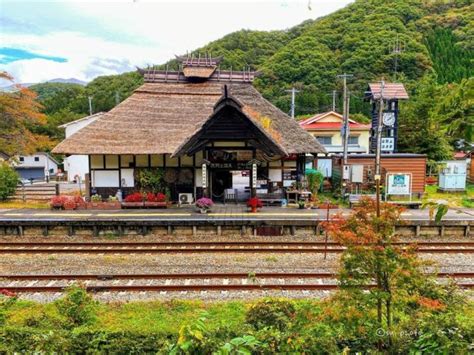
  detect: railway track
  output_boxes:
[1,241,474,254]
[1,272,474,293]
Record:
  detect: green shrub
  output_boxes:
[0,163,18,200]
[71,329,173,354]
[246,298,296,331]
[1,326,71,353]
[54,284,97,328]
[305,168,324,195]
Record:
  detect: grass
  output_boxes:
[423,184,474,208]
[6,299,249,334]
[0,200,49,209]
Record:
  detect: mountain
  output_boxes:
[1,78,87,91]
[47,78,87,86]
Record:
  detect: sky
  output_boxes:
[0,0,353,86]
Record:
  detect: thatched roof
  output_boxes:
[53,80,325,156]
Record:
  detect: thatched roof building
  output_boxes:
[53,58,324,157]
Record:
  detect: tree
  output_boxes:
[398,76,452,162]
[324,198,462,351]
[435,77,474,145]
[0,72,51,155]
[0,163,19,200]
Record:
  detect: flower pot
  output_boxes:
[250,206,257,213]
[144,201,168,209]
[121,202,145,209]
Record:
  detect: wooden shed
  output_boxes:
[332,154,427,196]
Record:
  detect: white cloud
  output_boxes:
[2,0,354,84]
[2,31,169,83]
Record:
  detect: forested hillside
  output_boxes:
[22,0,473,162]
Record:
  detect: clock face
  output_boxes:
[383,112,396,126]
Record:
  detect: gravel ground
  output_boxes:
[1,232,473,243]
[1,233,474,302]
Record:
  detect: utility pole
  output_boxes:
[391,35,404,80]
[337,73,353,196]
[375,79,385,217]
[115,91,120,106]
[88,96,93,116]
[286,87,300,119]
[337,73,353,164]
[332,90,337,112]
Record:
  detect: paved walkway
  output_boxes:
[0,205,472,222]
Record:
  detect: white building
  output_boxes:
[59,112,105,181]
[14,153,59,180]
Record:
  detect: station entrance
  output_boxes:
[210,169,251,202]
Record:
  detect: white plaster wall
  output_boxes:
[63,115,100,181]
[64,155,89,181]
[92,170,119,187]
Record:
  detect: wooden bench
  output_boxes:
[387,200,422,209]
[257,193,284,206]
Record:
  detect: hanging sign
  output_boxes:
[202,164,207,189]
[381,137,395,152]
[386,173,411,195]
[252,163,257,188]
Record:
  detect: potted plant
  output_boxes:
[195,197,214,213]
[74,195,86,209]
[144,192,168,208]
[298,200,305,209]
[50,195,67,210]
[63,197,77,210]
[90,194,102,207]
[426,176,437,185]
[122,192,145,208]
[247,197,263,213]
[106,195,121,209]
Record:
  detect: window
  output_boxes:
[19,156,24,162]
[34,156,39,162]
[348,136,359,145]
[315,136,332,145]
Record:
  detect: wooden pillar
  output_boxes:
[296,154,306,184]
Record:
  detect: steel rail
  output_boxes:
[1,241,474,247]
[2,283,474,293]
[2,247,474,254]
[1,272,474,280]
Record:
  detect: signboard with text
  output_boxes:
[386,173,411,196]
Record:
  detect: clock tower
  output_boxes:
[365,82,409,154]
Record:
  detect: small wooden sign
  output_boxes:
[202,164,207,188]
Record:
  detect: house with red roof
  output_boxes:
[299,111,371,155]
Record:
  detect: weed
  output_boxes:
[265,256,278,263]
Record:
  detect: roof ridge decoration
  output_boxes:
[137,54,260,84]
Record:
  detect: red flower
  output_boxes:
[247,197,263,208]
[124,192,144,203]
[50,195,67,208]
[145,192,167,202]
[156,193,166,202]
